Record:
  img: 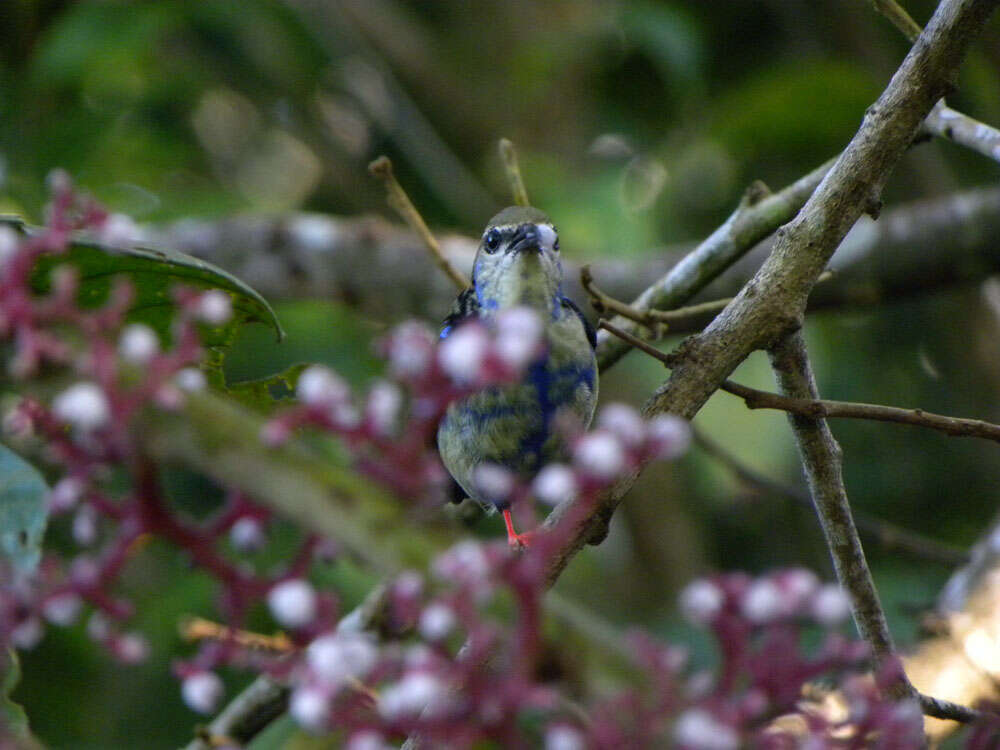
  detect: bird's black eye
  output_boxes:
[484,228,501,253]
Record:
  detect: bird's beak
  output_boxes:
[507,223,541,255]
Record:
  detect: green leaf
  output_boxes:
[1,216,283,348]
[2,648,35,745]
[0,443,49,574]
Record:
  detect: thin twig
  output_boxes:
[180,617,294,652]
[768,331,912,699]
[919,692,985,723]
[871,0,1000,165]
[692,428,969,566]
[600,319,1000,448]
[182,584,391,750]
[499,138,530,207]
[871,0,923,41]
[368,155,470,291]
[718,379,1000,444]
[583,265,834,337]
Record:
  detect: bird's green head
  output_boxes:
[471,206,562,313]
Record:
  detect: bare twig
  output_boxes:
[871,0,923,41]
[182,584,391,750]
[180,617,294,652]
[499,138,530,207]
[718,379,1000,444]
[692,428,969,566]
[583,265,834,337]
[368,155,471,291]
[768,331,911,698]
[596,157,838,370]
[918,692,985,723]
[871,0,1000,164]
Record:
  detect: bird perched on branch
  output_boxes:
[437,206,598,546]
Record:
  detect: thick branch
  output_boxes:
[544,0,998,604]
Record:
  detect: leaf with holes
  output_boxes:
[1,216,284,349]
[0,443,48,573]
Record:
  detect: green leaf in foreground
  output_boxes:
[0,443,49,574]
[1,648,36,745]
[1,216,284,348]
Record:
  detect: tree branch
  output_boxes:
[768,331,908,695]
[543,0,999,632]
[718,379,1000,444]
[368,155,470,291]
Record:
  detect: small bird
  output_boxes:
[437,206,598,546]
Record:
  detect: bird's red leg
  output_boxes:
[502,508,532,549]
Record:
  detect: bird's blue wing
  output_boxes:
[440,287,480,339]
[560,296,597,349]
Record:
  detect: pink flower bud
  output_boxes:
[418,603,456,641]
[495,307,543,370]
[377,672,447,719]
[307,631,378,686]
[646,414,691,459]
[673,709,738,750]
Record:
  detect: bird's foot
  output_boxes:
[502,509,533,550]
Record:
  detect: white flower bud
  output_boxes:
[438,324,488,382]
[495,306,543,370]
[647,415,691,459]
[673,709,739,750]
[118,324,159,365]
[72,506,98,546]
[741,579,787,623]
[197,290,233,325]
[347,730,390,750]
[472,463,514,504]
[268,579,318,629]
[597,403,646,447]
[99,213,142,247]
[532,464,578,506]
[545,724,585,750]
[229,517,266,552]
[0,225,20,267]
[307,631,378,686]
[679,580,724,625]
[114,632,149,663]
[366,380,402,435]
[53,382,110,432]
[182,671,224,714]
[48,477,84,513]
[573,431,626,480]
[387,322,435,379]
[418,603,455,642]
[43,592,82,626]
[175,368,206,392]
[297,366,350,405]
[811,584,851,626]
[11,617,43,650]
[377,672,447,719]
[290,686,329,731]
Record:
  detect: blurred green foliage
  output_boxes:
[4,0,1000,746]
